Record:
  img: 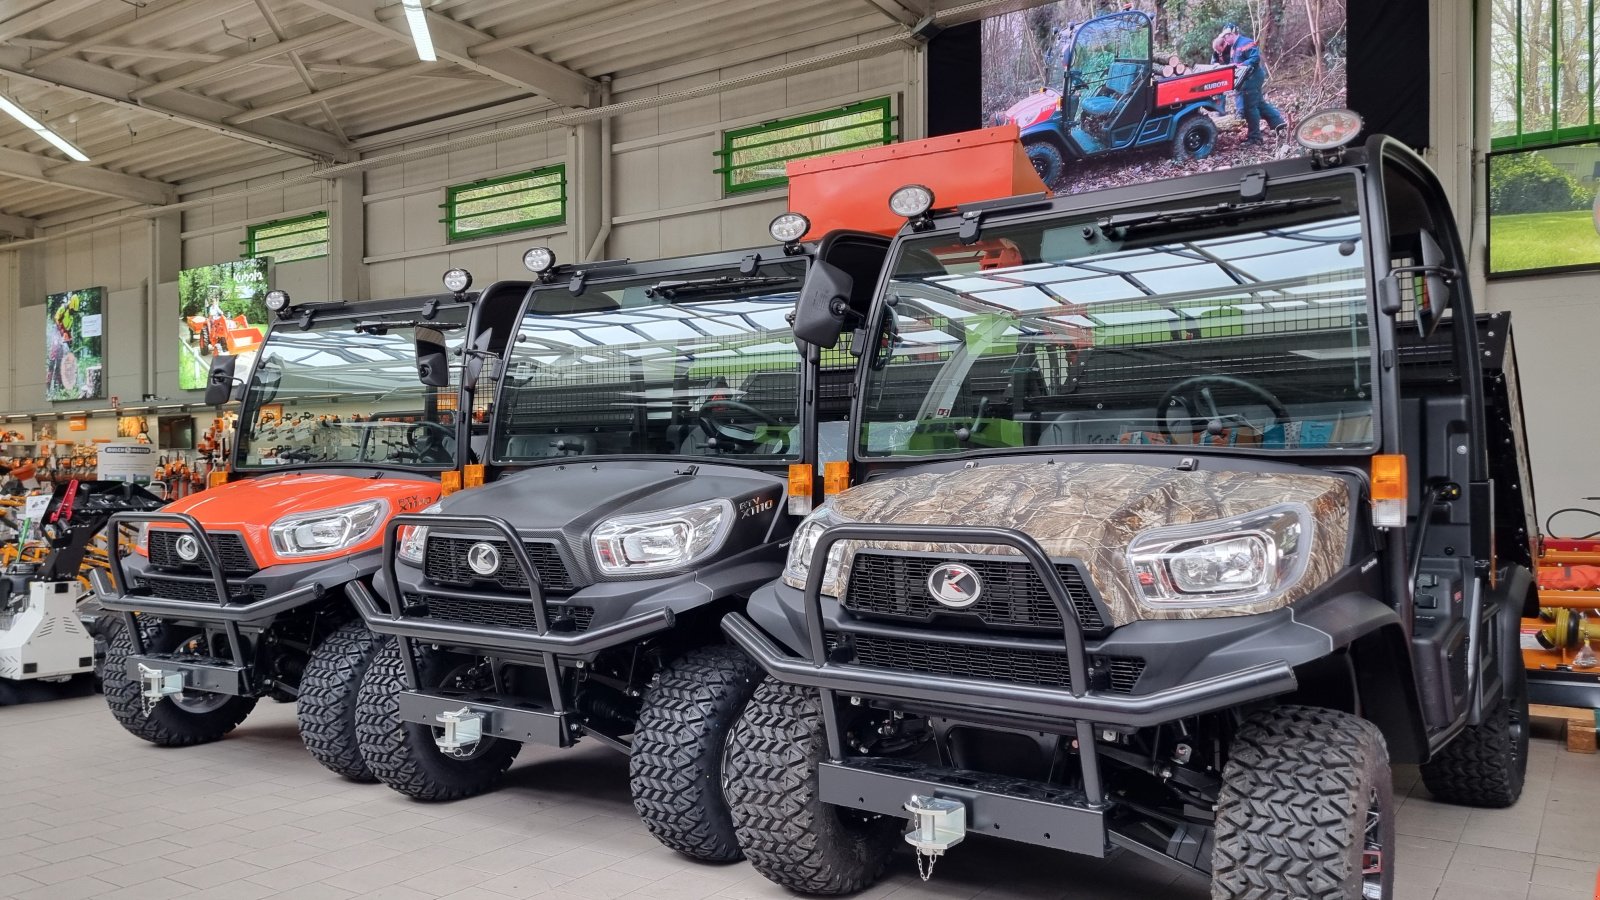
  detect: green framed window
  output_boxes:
[1489,0,1598,149]
[245,212,328,263]
[443,166,566,242]
[717,98,896,195]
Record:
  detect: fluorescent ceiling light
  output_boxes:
[0,93,90,162]
[400,0,436,62]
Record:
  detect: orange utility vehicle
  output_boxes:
[90,271,522,779]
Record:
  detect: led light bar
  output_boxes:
[0,94,89,162]
[400,0,436,62]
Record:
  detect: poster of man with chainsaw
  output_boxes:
[983,0,1347,193]
[44,286,105,403]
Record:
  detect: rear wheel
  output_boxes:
[725,678,900,895]
[1025,139,1065,187]
[1173,115,1218,162]
[1212,705,1394,900]
[1420,664,1528,808]
[631,645,761,862]
[354,641,519,801]
[298,619,388,782]
[103,625,256,747]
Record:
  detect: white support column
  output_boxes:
[147,212,181,399]
[569,123,603,262]
[329,173,367,301]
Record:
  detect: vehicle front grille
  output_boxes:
[423,537,573,592]
[137,575,266,605]
[842,553,1104,632]
[147,531,255,575]
[405,593,593,632]
[832,633,1144,694]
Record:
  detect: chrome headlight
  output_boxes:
[269,499,388,558]
[781,506,847,595]
[591,500,732,575]
[396,502,442,565]
[1126,503,1312,609]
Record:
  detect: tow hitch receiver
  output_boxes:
[905,795,966,881]
[435,707,484,756]
[137,664,184,713]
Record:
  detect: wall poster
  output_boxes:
[177,258,271,391]
[45,286,105,402]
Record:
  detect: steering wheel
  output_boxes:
[1156,375,1290,441]
[697,399,788,454]
[405,422,455,464]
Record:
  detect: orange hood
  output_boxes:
[152,472,440,567]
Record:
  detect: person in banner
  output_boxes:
[1212,23,1288,146]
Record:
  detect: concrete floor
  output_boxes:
[1,696,1596,900]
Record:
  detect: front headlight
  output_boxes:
[1126,503,1311,608]
[591,500,732,574]
[269,499,388,558]
[782,506,847,594]
[396,502,442,565]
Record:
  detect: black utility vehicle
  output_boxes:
[347,235,882,862]
[92,276,520,779]
[721,117,1537,899]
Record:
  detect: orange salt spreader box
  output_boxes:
[784,124,1049,240]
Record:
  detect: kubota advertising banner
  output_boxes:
[177,258,271,391]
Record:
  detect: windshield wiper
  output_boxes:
[1099,196,1343,237]
[353,320,465,335]
[645,275,797,299]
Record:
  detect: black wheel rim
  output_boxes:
[1032,156,1050,179]
[1361,785,1387,899]
[1185,129,1207,152]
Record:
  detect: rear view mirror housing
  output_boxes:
[791,259,854,348]
[1414,231,1450,339]
[204,354,237,406]
[415,326,451,387]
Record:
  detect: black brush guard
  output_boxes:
[723,523,1300,858]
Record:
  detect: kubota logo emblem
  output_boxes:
[174,535,200,561]
[467,542,501,577]
[927,562,982,609]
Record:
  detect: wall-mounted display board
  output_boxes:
[1488,139,1600,278]
[44,286,104,402]
[177,258,271,391]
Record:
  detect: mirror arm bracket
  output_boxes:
[1389,264,1458,283]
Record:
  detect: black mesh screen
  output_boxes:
[147,531,255,575]
[843,553,1105,633]
[424,537,573,592]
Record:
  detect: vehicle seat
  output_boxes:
[1080,61,1142,117]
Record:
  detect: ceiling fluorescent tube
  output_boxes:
[401,0,436,62]
[0,94,89,162]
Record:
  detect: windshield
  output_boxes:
[860,176,1373,457]
[492,260,809,463]
[236,306,469,470]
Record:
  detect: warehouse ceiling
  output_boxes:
[0,0,990,233]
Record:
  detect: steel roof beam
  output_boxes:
[24,0,254,72]
[129,22,362,101]
[0,145,175,205]
[0,208,38,237]
[0,0,103,43]
[292,0,597,108]
[857,0,933,26]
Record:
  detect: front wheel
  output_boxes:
[725,678,900,895]
[1173,115,1218,162]
[630,645,761,862]
[103,625,257,747]
[1212,705,1394,900]
[354,641,519,801]
[298,618,389,782]
[1025,139,1065,187]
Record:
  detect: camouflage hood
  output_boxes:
[811,461,1351,625]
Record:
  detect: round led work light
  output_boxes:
[1296,109,1364,152]
[442,268,472,293]
[768,212,810,244]
[522,246,556,274]
[888,184,935,218]
[264,290,291,313]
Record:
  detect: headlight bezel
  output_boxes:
[268,499,389,559]
[781,505,847,595]
[590,499,733,575]
[1125,502,1312,609]
[395,502,442,566]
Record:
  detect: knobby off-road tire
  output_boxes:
[1173,114,1219,162]
[354,640,519,801]
[103,626,256,747]
[1420,664,1529,808]
[1212,705,1394,900]
[725,678,901,895]
[298,619,388,782]
[1025,139,1066,187]
[630,645,761,862]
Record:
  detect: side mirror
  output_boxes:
[1415,230,1449,339]
[462,329,494,391]
[791,259,854,348]
[415,326,451,387]
[204,354,238,406]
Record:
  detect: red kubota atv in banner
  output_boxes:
[1017,10,1235,185]
[91,270,522,780]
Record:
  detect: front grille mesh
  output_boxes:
[843,553,1104,632]
[423,537,573,592]
[147,531,255,575]
[1107,657,1145,693]
[407,594,594,632]
[137,575,265,605]
[833,633,1145,694]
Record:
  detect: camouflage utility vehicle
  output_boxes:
[721,114,1537,899]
